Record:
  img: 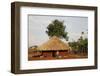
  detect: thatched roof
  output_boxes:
[37,36,70,51]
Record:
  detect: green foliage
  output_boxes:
[78,37,88,53]
[69,32,88,54]
[46,19,68,41]
[69,41,78,51]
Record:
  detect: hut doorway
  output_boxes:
[52,51,59,57]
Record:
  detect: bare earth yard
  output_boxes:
[28,53,88,61]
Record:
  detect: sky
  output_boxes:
[28,15,88,47]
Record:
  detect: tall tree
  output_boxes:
[46,19,68,41]
[78,32,88,53]
[69,31,88,54]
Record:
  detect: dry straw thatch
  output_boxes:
[37,36,70,51]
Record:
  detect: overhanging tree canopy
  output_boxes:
[46,19,68,41]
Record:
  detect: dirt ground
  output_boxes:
[28,53,88,61]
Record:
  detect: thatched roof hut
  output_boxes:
[37,36,71,51]
[28,46,38,52]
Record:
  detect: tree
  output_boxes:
[69,31,88,54]
[69,41,78,51]
[77,32,88,54]
[46,19,68,41]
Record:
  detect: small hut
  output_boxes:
[37,36,71,58]
[28,46,42,58]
